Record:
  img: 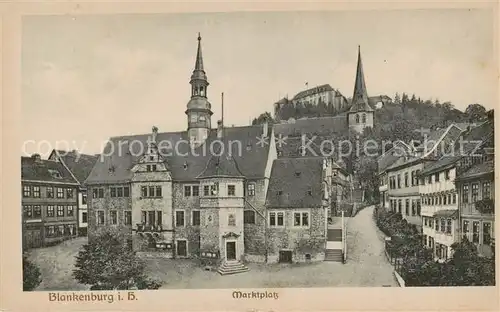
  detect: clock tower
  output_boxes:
[186,33,213,146]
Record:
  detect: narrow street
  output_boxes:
[342,205,398,286]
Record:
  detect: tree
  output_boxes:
[448,238,495,286]
[23,254,42,291]
[73,229,162,290]
[252,112,275,125]
[464,104,487,122]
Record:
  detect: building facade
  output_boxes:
[48,150,98,236]
[85,34,343,270]
[22,154,79,249]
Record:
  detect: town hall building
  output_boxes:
[85,34,368,273]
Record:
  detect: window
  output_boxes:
[46,226,55,237]
[210,183,219,196]
[47,187,54,198]
[429,218,433,229]
[175,211,185,227]
[149,186,155,198]
[404,172,409,187]
[427,176,432,184]
[192,210,200,226]
[141,211,147,224]
[472,221,480,243]
[97,211,105,225]
[438,196,442,205]
[124,211,132,225]
[146,165,151,172]
[471,183,479,202]
[435,218,439,231]
[47,205,54,217]
[440,218,445,232]
[482,182,491,199]
[244,210,255,224]
[434,173,440,182]
[411,200,416,216]
[148,211,156,225]
[463,220,469,235]
[228,185,236,196]
[228,214,236,226]
[203,185,210,196]
[415,170,421,185]
[445,170,450,180]
[398,199,402,214]
[117,187,123,197]
[446,219,452,234]
[157,211,162,225]
[110,211,117,225]
[453,193,456,204]
[397,175,401,188]
[424,217,428,226]
[447,194,451,205]
[82,192,87,205]
[33,205,41,218]
[110,187,117,197]
[124,186,130,197]
[57,205,64,217]
[152,165,157,172]
[462,184,469,203]
[247,183,256,196]
[156,186,162,197]
[33,186,40,198]
[57,188,64,198]
[141,186,148,197]
[483,222,492,245]
[82,212,88,223]
[66,188,74,198]
[23,185,31,197]
[23,206,32,218]
[67,205,74,216]
[361,113,366,123]
[192,185,199,197]
[294,212,309,227]
[355,114,360,123]
[443,195,447,205]
[184,185,191,197]
[405,199,410,215]
[269,211,285,227]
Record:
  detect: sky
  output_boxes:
[21,9,496,156]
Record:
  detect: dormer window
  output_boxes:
[146,165,151,172]
[108,165,115,174]
[277,190,283,196]
[48,169,62,179]
[149,156,154,161]
[183,162,188,170]
[295,171,301,178]
[152,165,157,172]
[307,188,312,196]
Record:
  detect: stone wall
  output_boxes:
[266,207,327,263]
[87,185,133,242]
[172,182,201,257]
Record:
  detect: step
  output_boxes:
[217,261,249,275]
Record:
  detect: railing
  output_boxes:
[136,223,163,232]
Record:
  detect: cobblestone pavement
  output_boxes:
[342,205,398,287]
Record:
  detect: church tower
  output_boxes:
[186,33,213,146]
[347,46,374,134]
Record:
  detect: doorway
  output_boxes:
[177,240,187,257]
[226,241,236,260]
[279,250,293,263]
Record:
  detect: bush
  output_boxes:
[23,254,41,291]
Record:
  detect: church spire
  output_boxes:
[190,32,207,84]
[195,32,204,71]
[349,45,372,113]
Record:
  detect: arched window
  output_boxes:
[355,114,360,124]
[362,113,366,123]
[200,86,205,97]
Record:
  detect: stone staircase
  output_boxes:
[325,249,343,262]
[217,260,249,275]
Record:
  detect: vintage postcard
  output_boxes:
[1,1,499,311]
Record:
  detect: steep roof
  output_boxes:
[197,143,245,179]
[377,140,414,174]
[349,46,374,113]
[419,120,494,176]
[85,125,271,184]
[456,160,494,181]
[21,156,78,184]
[292,84,335,100]
[51,150,99,185]
[265,157,324,208]
[273,115,348,138]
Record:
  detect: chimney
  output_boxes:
[217,120,223,138]
[262,120,269,138]
[31,153,41,162]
